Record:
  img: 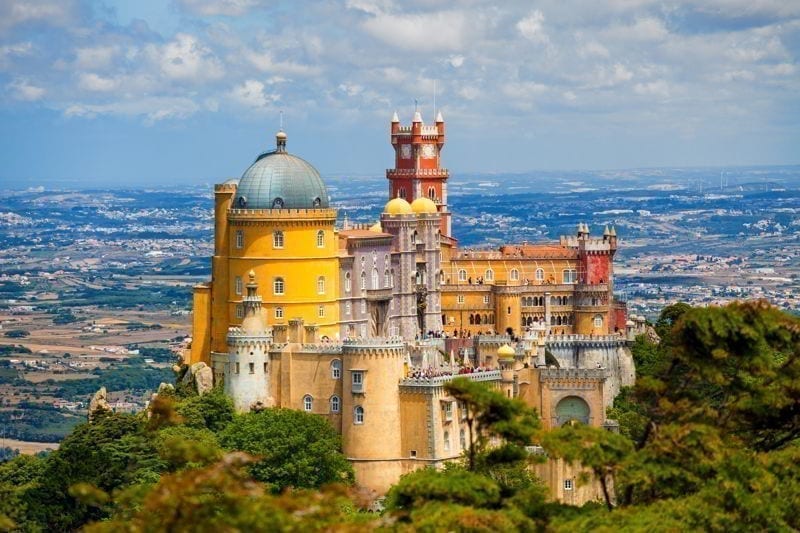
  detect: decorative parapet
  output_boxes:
[228,208,337,221]
[342,336,406,350]
[575,283,610,292]
[386,168,449,177]
[400,370,502,389]
[539,368,608,381]
[544,334,628,348]
[299,343,344,354]
[227,327,272,344]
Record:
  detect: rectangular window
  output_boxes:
[263,362,267,373]
[275,306,283,319]
[318,305,325,318]
[352,371,364,393]
[235,276,243,295]
[235,230,244,249]
[361,300,366,313]
[236,305,244,318]
[564,479,573,491]
[443,401,453,422]
[410,450,417,458]
[248,362,254,374]
[235,362,240,374]
[563,269,577,283]
[457,295,465,304]
[483,295,489,304]
[345,302,351,315]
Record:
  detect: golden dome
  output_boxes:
[369,221,382,232]
[497,344,515,358]
[384,197,413,215]
[411,197,437,214]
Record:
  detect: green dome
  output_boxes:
[233,132,329,210]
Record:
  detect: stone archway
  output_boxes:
[555,396,590,426]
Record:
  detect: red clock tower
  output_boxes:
[388,109,451,236]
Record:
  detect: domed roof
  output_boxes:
[411,197,437,214]
[497,344,515,358]
[384,197,413,215]
[233,132,329,210]
[369,221,382,232]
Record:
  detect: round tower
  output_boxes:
[225,271,274,411]
[340,337,406,494]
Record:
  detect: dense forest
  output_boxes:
[0,301,798,532]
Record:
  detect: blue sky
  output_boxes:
[1,0,798,187]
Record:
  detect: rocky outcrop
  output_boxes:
[180,362,214,396]
[88,386,111,422]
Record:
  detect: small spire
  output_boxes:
[610,226,617,236]
[276,129,287,152]
[603,225,611,236]
[436,110,444,123]
[391,111,399,123]
[413,110,422,123]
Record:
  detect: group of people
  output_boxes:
[406,365,493,380]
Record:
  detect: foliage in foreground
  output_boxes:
[0,301,798,532]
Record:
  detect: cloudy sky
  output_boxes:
[1,0,798,186]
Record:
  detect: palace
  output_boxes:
[187,111,637,503]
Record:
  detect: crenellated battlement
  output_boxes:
[400,369,501,389]
[539,368,608,381]
[544,334,628,348]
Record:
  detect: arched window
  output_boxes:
[510,268,519,281]
[234,276,243,295]
[360,271,366,291]
[345,272,351,292]
[316,230,324,248]
[458,269,467,282]
[428,186,436,200]
[330,395,340,413]
[345,301,351,315]
[303,395,313,412]
[444,430,450,451]
[372,268,379,289]
[384,269,391,288]
[475,314,482,325]
[411,231,418,246]
[331,359,341,379]
[273,277,285,295]
[460,428,466,450]
[594,314,604,328]
[317,276,325,294]
[435,231,440,244]
[273,230,284,249]
[485,269,494,282]
[535,268,544,281]
[275,306,283,319]
[354,406,364,424]
[555,396,590,426]
[398,187,407,199]
[318,305,325,318]
[469,314,475,325]
[551,316,556,325]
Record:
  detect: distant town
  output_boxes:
[0,164,798,443]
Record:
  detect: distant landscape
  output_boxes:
[1,164,798,443]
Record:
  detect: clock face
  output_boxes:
[400,144,412,159]
[421,143,436,159]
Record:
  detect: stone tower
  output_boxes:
[388,110,451,236]
[225,271,273,411]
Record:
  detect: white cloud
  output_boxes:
[78,72,118,92]
[148,33,224,82]
[0,0,75,33]
[64,96,201,123]
[75,46,118,70]
[175,0,261,17]
[763,63,796,76]
[7,78,45,100]
[578,41,610,59]
[0,41,32,69]
[449,54,465,68]
[346,0,393,16]
[228,80,279,108]
[361,10,471,51]
[517,10,549,45]
[458,86,480,100]
[242,49,321,76]
[604,17,668,42]
[339,83,364,97]
[633,80,670,98]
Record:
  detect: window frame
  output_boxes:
[353,405,364,424]
[330,395,340,413]
[273,230,284,249]
[273,277,285,295]
[303,394,313,412]
[316,230,324,248]
[235,230,244,249]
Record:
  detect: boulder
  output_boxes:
[88,386,111,422]
[193,363,214,395]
